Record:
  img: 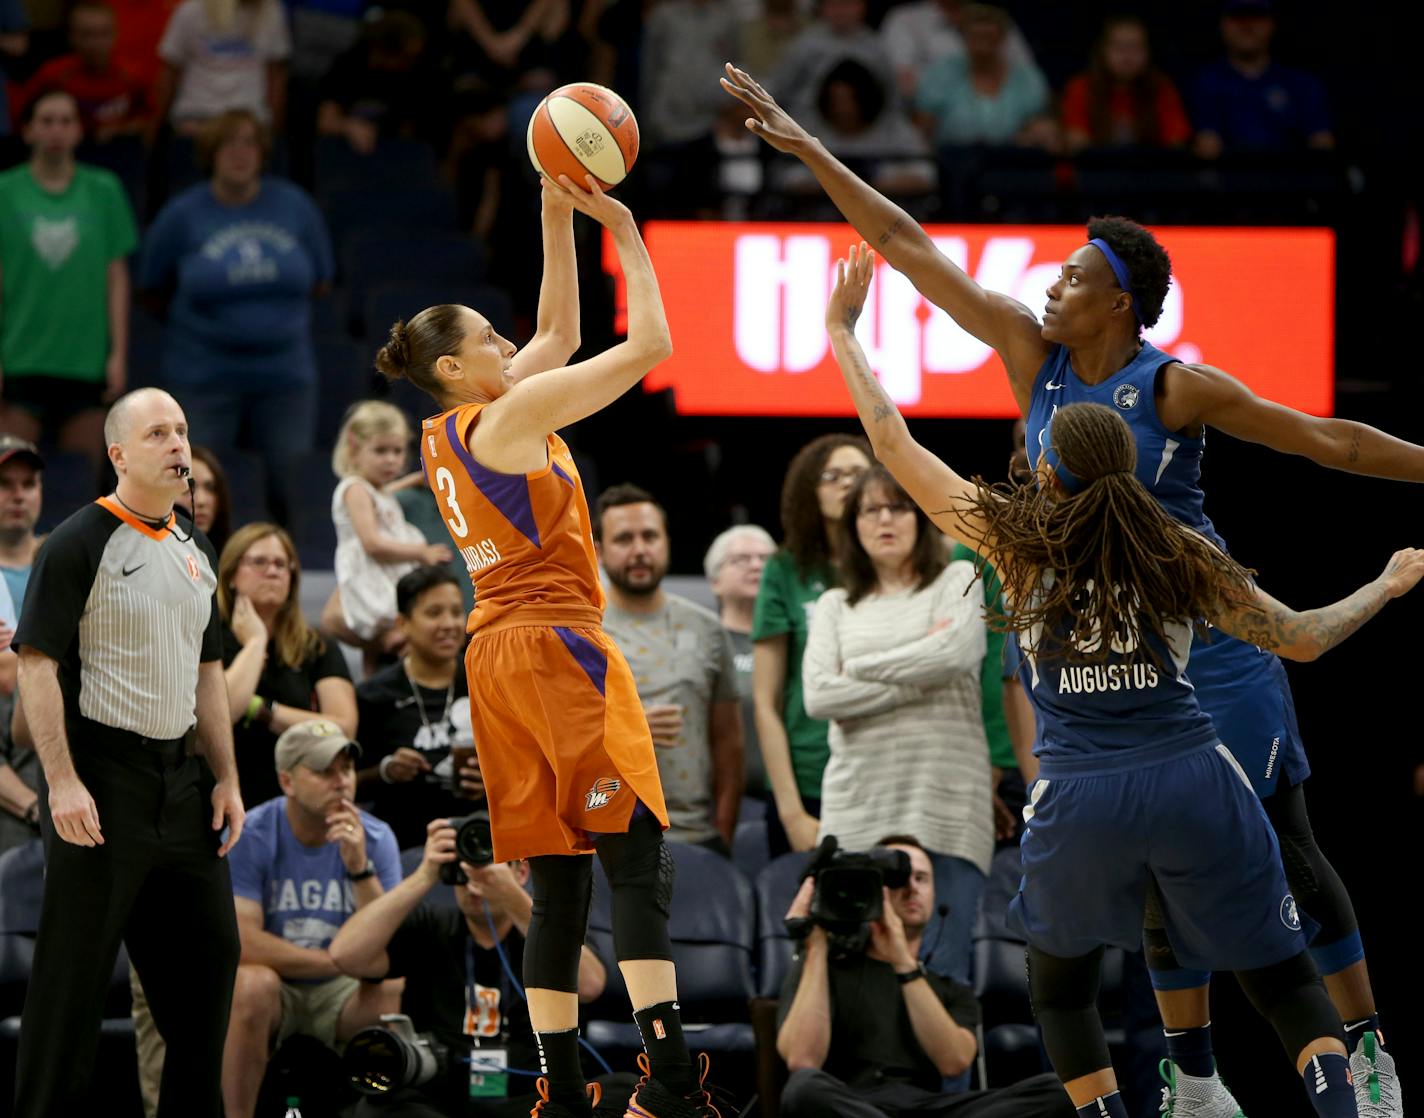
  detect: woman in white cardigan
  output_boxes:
[803,464,994,984]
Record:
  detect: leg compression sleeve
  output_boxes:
[524,854,594,993]
[1029,945,1114,1082]
[1262,782,1362,970]
[594,814,675,962]
[1236,952,1346,1061]
[1143,874,1210,990]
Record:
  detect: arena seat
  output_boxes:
[313,136,439,197]
[0,840,43,934]
[342,232,487,320]
[732,817,769,884]
[584,842,756,1058]
[323,187,459,251]
[314,338,370,444]
[363,281,515,346]
[752,851,811,1001]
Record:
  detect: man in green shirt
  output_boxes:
[0,89,137,470]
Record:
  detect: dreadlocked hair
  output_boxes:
[966,402,1255,666]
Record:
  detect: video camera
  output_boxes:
[345,1014,448,1095]
[439,811,495,885]
[787,835,912,954]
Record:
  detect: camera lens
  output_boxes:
[346,1027,416,1094]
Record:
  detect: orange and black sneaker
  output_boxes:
[624,1053,723,1118]
[531,1077,603,1117]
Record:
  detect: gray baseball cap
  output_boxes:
[274,719,363,773]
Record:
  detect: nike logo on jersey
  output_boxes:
[122,564,146,577]
[1045,379,1065,391]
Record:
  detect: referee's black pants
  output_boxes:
[14,732,240,1118]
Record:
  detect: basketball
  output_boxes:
[526,82,640,190]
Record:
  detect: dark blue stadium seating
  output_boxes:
[342,233,487,327]
[752,851,812,1001]
[313,136,439,198]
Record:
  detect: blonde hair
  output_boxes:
[218,523,324,671]
[332,400,411,479]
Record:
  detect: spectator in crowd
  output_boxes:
[0,90,137,470]
[740,0,806,81]
[704,524,776,800]
[218,522,357,806]
[773,0,896,124]
[776,835,1074,1118]
[326,401,450,664]
[355,566,482,850]
[1191,0,1333,159]
[1060,15,1190,153]
[330,818,630,1117]
[0,0,26,139]
[775,57,935,198]
[802,466,992,984]
[640,0,742,215]
[447,0,572,98]
[285,0,364,86]
[448,82,520,246]
[222,719,403,1118]
[880,0,1031,100]
[595,484,744,853]
[174,443,233,556]
[138,109,333,526]
[21,3,151,142]
[316,9,444,155]
[0,435,43,854]
[914,3,1053,149]
[153,0,289,134]
[752,433,870,857]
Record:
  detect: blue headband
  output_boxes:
[1089,238,1142,325]
[1040,415,1082,494]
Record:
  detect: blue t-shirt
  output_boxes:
[229,796,401,950]
[1,566,31,614]
[137,177,333,387]
[1190,60,1331,152]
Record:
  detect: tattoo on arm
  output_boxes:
[1347,428,1362,464]
[1225,582,1388,658]
[878,216,904,247]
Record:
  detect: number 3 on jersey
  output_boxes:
[435,466,469,538]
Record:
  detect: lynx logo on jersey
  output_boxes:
[1280,894,1301,931]
[585,777,621,810]
[1113,384,1140,410]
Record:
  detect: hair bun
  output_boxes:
[374,319,413,381]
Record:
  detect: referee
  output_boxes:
[12,388,245,1118]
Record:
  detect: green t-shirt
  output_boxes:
[0,163,138,380]
[750,548,834,800]
[952,542,1014,770]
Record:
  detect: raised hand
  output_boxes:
[1379,547,1424,598]
[827,242,875,332]
[720,62,814,154]
[549,174,633,230]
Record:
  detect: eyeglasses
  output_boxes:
[241,555,290,573]
[857,501,915,519]
[818,466,867,486]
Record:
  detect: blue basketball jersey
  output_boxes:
[1016,575,1219,766]
[1024,342,1310,795]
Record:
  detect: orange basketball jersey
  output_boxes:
[420,403,605,634]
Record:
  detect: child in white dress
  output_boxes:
[330,401,452,648]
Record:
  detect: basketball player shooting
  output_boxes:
[372,172,720,1118]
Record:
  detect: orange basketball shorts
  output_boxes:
[463,623,669,861]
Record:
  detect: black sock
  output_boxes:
[1344,1013,1383,1047]
[535,1028,589,1112]
[1164,1023,1216,1078]
[633,1000,696,1095]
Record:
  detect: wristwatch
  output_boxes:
[347,862,377,882]
[895,961,928,986]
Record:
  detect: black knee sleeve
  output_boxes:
[1263,783,1358,947]
[1028,945,1113,1082]
[1236,953,1344,1060]
[524,855,593,993]
[594,815,675,962]
[1141,876,1184,972]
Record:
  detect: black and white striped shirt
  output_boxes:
[14,498,222,741]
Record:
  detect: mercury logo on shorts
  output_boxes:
[1281,894,1301,931]
[585,777,621,810]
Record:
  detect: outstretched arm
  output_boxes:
[507,180,582,380]
[1162,362,1424,481]
[1210,548,1424,661]
[473,176,671,472]
[826,244,996,559]
[722,63,1050,406]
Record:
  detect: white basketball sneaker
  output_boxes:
[1158,1060,1246,1117]
[1350,1031,1403,1118]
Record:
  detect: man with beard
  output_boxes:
[594,485,744,854]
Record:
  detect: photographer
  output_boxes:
[330,818,632,1116]
[777,835,1072,1118]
